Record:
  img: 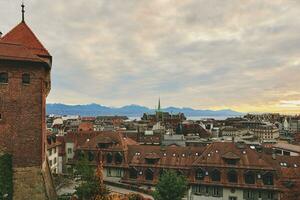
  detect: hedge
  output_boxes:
[0,153,13,200]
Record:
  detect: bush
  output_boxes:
[0,153,13,200]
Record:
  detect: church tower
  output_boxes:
[0,4,56,199]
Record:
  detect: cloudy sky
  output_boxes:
[1,0,299,113]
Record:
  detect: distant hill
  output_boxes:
[46,103,242,117]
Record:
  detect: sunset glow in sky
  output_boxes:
[1,0,299,113]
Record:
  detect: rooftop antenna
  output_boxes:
[21,1,25,22]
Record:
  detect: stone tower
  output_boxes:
[0,4,56,200]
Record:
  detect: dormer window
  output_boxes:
[0,72,8,84]
[22,73,30,84]
[145,152,160,164]
[222,152,240,165]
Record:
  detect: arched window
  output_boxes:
[22,73,30,84]
[262,172,273,185]
[211,169,221,182]
[115,152,123,164]
[88,151,94,161]
[145,168,154,181]
[159,169,165,177]
[129,167,138,179]
[227,170,238,183]
[77,150,85,160]
[244,171,255,184]
[195,168,205,180]
[106,152,113,164]
[0,72,8,84]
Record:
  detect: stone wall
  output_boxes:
[13,164,57,200]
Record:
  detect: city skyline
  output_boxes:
[1,0,299,114]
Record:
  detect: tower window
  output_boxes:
[0,72,8,84]
[22,73,30,84]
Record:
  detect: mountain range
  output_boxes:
[46,103,242,117]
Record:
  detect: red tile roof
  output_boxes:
[127,145,205,168]
[1,22,50,57]
[0,41,44,63]
[193,142,273,169]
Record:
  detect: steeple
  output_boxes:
[21,2,25,22]
[158,97,161,111]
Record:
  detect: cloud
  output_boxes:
[1,0,300,113]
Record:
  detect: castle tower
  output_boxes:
[0,4,56,199]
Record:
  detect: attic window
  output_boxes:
[0,72,8,84]
[280,162,288,167]
[22,73,30,84]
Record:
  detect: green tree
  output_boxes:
[153,170,187,200]
[74,158,110,200]
[0,153,13,200]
